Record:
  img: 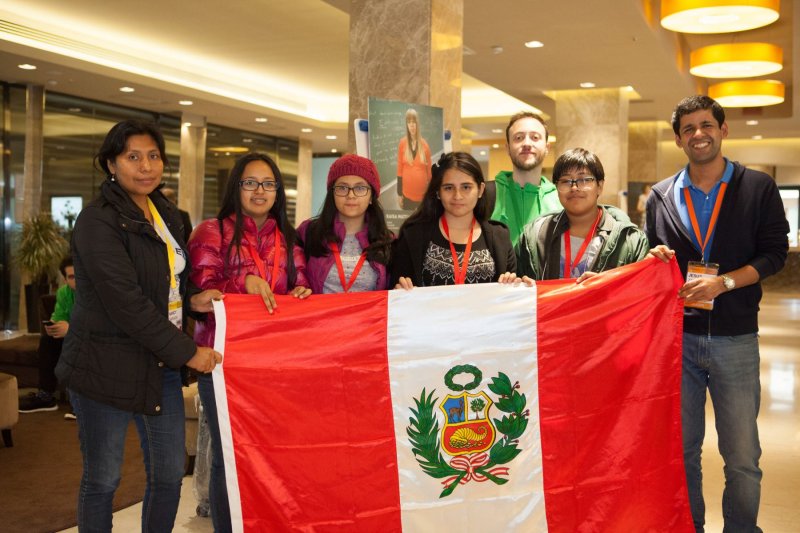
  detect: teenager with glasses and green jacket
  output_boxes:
[517,147,650,282]
[297,154,393,293]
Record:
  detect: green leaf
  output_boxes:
[487,372,513,397]
[512,391,527,412]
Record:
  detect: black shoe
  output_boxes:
[18,391,58,413]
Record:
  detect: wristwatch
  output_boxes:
[720,274,735,291]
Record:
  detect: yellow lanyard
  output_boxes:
[147,198,176,289]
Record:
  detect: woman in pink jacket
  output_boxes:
[297,154,393,293]
[188,152,310,532]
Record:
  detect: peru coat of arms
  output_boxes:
[407,364,529,498]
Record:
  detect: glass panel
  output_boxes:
[204,125,298,224]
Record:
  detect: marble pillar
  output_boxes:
[628,121,664,185]
[20,84,44,221]
[295,138,313,224]
[348,0,463,153]
[179,113,207,227]
[552,88,630,206]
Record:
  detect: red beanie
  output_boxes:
[327,154,381,193]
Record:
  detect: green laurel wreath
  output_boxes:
[444,364,482,391]
[407,372,528,498]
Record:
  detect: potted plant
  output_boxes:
[15,212,69,332]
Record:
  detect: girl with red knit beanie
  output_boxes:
[297,154,394,293]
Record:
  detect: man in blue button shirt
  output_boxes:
[647,95,789,532]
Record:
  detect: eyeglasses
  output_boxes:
[555,176,597,192]
[240,179,280,192]
[332,184,371,197]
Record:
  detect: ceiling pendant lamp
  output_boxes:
[690,43,783,78]
[661,0,780,34]
[708,80,785,107]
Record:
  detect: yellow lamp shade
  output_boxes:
[708,80,785,107]
[661,0,780,33]
[690,43,783,78]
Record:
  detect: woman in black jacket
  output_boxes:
[391,152,522,288]
[56,120,221,532]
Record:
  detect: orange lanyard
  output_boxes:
[563,208,603,279]
[245,228,283,291]
[440,216,475,285]
[683,182,727,262]
[329,242,367,293]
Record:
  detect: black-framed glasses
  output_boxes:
[240,179,280,192]
[555,176,597,192]
[332,184,371,197]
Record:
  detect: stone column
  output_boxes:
[20,84,44,221]
[551,88,630,207]
[295,139,313,224]
[347,0,464,153]
[628,121,663,185]
[179,113,207,227]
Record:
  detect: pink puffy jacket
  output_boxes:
[188,213,309,348]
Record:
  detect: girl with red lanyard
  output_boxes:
[187,152,310,533]
[516,148,650,282]
[392,152,524,289]
[297,154,393,293]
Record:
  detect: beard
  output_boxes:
[511,151,542,172]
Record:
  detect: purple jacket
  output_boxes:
[297,215,389,293]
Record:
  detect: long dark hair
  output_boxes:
[398,151,488,238]
[303,184,393,265]
[217,152,298,285]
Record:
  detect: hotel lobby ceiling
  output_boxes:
[0,0,797,151]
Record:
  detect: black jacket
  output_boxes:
[56,180,197,414]
[390,219,516,286]
[645,161,788,336]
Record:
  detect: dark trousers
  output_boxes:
[37,334,63,394]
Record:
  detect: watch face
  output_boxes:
[723,276,735,290]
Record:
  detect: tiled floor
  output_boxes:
[58,291,800,532]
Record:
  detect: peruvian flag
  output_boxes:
[211,257,693,532]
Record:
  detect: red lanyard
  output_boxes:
[563,208,603,279]
[245,228,283,291]
[683,182,727,262]
[440,216,475,285]
[329,242,367,293]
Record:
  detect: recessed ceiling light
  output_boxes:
[242,138,253,143]
[119,86,135,93]
[746,120,759,126]
[480,150,487,156]
[752,135,763,140]
[301,128,313,133]
[491,128,503,134]
[492,143,500,149]
[68,107,82,113]
[183,122,192,128]
[18,64,37,70]
[524,40,544,48]
[580,82,596,88]
[326,135,337,140]
[331,148,338,153]
[178,100,193,106]
[255,117,268,123]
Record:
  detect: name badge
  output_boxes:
[685,261,719,310]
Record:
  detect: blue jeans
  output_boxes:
[682,333,762,533]
[197,373,232,533]
[70,369,185,533]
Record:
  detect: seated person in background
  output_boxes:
[161,186,193,243]
[19,256,76,415]
[516,147,650,282]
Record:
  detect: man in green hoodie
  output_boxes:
[485,111,561,247]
